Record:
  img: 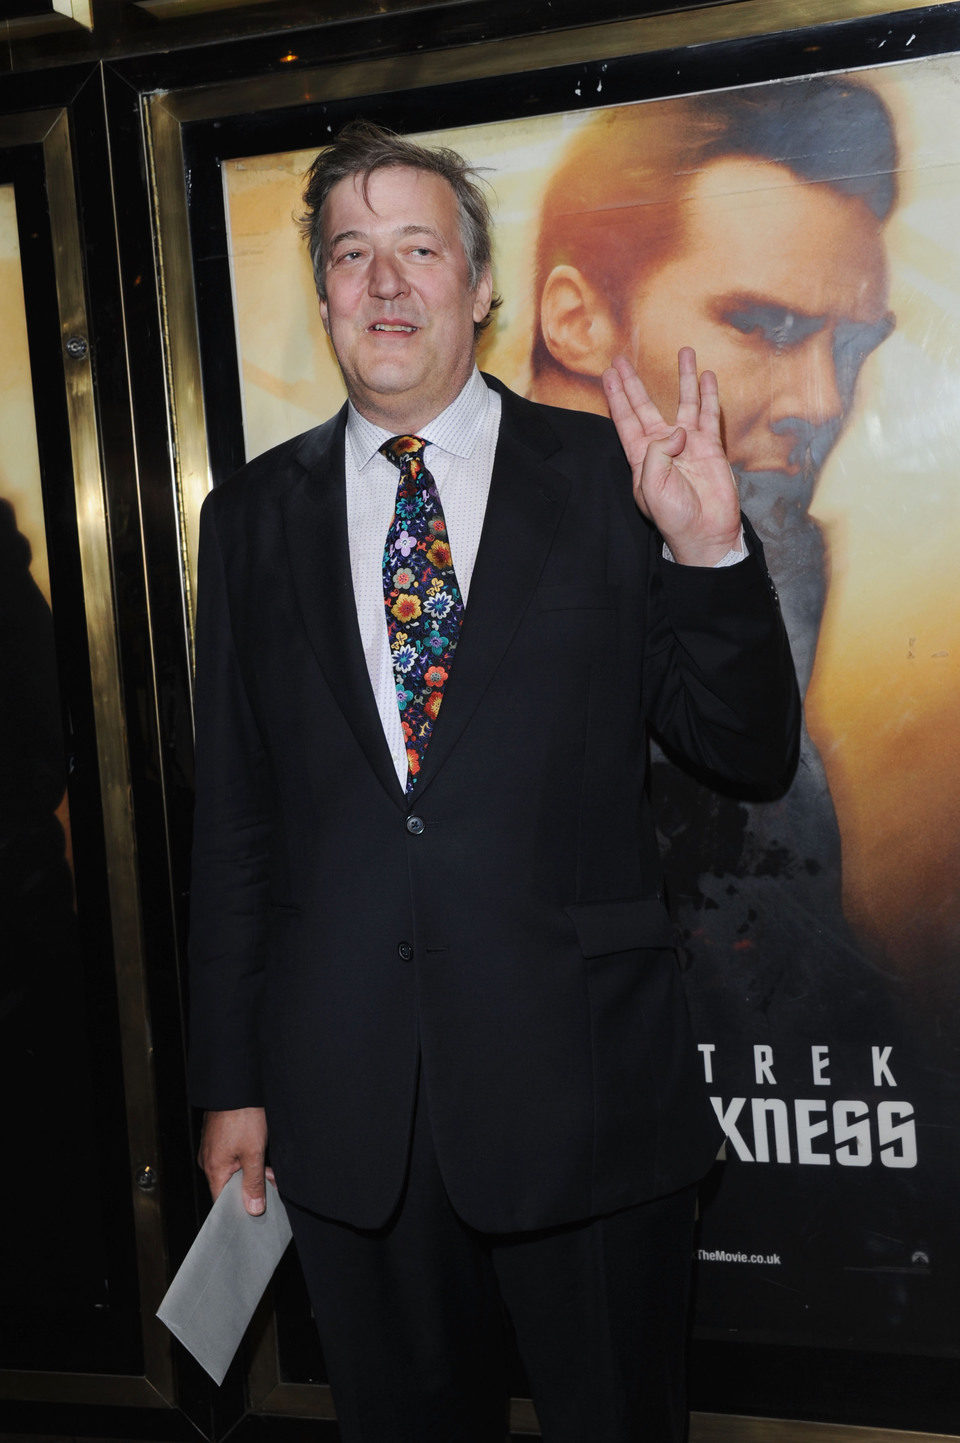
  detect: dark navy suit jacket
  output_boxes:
[188,378,799,1232]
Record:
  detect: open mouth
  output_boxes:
[371,323,418,333]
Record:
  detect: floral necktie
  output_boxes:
[381,435,465,792]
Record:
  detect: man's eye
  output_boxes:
[725,305,824,350]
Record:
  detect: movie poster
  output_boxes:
[222,54,959,1356]
[0,184,104,1346]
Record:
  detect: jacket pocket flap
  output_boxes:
[564,897,675,956]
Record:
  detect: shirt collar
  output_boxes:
[346,367,492,472]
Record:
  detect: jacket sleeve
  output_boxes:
[641,514,801,797]
[187,492,272,1110]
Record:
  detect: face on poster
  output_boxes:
[223,59,959,1352]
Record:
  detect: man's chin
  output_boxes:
[735,464,819,518]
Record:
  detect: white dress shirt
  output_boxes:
[345,367,501,788]
[344,367,746,789]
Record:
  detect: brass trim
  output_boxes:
[690,1417,960,1442]
[137,0,309,13]
[0,1370,170,1407]
[159,1,958,123]
[0,14,74,42]
[43,108,176,1405]
[144,92,211,659]
[246,1305,335,1417]
[245,1308,958,1440]
[151,0,959,624]
[135,0,423,14]
[257,1382,339,1419]
[245,1300,282,1408]
[149,12,960,1437]
[0,108,62,149]
[509,1397,540,1433]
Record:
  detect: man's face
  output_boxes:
[319,165,492,433]
[618,158,892,497]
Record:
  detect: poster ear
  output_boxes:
[539,264,620,377]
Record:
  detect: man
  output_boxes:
[189,120,798,1441]
[528,78,897,1034]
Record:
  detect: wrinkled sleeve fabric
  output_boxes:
[641,512,801,798]
[187,491,273,1110]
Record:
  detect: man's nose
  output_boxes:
[368,252,407,299]
[775,334,845,432]
[772,413,844,475]
[768,335,847,471]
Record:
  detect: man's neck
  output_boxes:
[349,367,482,438]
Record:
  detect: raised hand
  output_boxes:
[602,347,742,567]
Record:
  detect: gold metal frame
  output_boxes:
[148,0,960,647]
[691,1423,960,1443]
[145,93,209,651]
[0,107,174,1410]
[244,1299,960,1441]
[147,4,960,1437]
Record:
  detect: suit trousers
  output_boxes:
[283,1071,698,1443]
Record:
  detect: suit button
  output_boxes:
[406,814,425,835]
[398,941,413,961]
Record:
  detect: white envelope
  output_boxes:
[157,1170,293,1384]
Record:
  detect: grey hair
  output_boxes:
[298,119,502,334]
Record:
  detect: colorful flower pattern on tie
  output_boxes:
[381,435,464,792]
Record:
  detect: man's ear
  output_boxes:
[318,297,330,335]
[472,266,494,327]
[539,265,620,377]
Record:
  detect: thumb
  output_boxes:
[654,426,686,462]
[639,427,685,495]
[242,1157,267,1216]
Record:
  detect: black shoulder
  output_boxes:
[481,372,622,459]
[201,406,346,521]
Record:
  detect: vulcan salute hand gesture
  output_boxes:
[603,347,742,568]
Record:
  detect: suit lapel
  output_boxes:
[281,409,406,807]
[279,384,571,805]
[412,388,571,798]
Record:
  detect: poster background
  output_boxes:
[0,180,74,875]
[0,178,105,1331]
[1,183,51,606]
[221,55,959,1356]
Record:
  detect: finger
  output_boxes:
[197,1128,235,1201]
[697,368,722,443]
[674,347,701,431]
[203,1153,240,1203]
[608,354,667,433]
[602,364,650,468]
